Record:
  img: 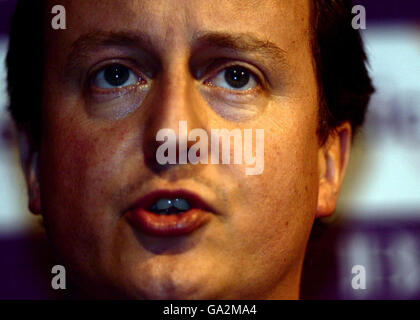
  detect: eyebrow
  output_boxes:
[65,30,289,76]
[65,31,157,75]
[69,31,155,54]
[192,31,288,68]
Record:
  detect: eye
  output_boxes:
[207,66,259,91]
[92,64,141,89]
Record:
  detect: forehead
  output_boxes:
[45,0,311,54]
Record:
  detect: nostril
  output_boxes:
[142,133,173,173]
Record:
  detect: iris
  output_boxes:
[104,64,130,87]
[224,66,250,89]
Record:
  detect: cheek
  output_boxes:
[39,104,136,229]
[237,134,318,222]
[38,108,143,276]
[229,109,320,258]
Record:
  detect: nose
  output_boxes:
[142,58,208,174]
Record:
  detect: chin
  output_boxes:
[114,262,229,300]
[124,278,221,300]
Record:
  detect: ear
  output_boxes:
[18,130,42,215]
[316,122,352,218]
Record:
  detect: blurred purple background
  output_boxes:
[0,0,420,299]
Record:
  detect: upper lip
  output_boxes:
[128,189,217,214]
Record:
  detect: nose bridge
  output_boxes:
[142,51,206,172]
[140,3,203,134]
[155,56,200,130]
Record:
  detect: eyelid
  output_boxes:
[202,61,266,90]
[87,59,149,93]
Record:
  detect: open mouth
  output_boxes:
[149,198,191,215]
[135,189,214,214]
[126,189,214,236]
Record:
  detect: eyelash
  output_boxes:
[88,61,147,94]
[203,64,263,93]
[87,61,264,95]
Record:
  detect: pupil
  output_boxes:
[224,66,250,88]
[104,64,130,87]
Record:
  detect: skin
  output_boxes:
[22,0,351,299]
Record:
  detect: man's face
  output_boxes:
[37,0,324,299]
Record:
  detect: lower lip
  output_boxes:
[126,208,211,237]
